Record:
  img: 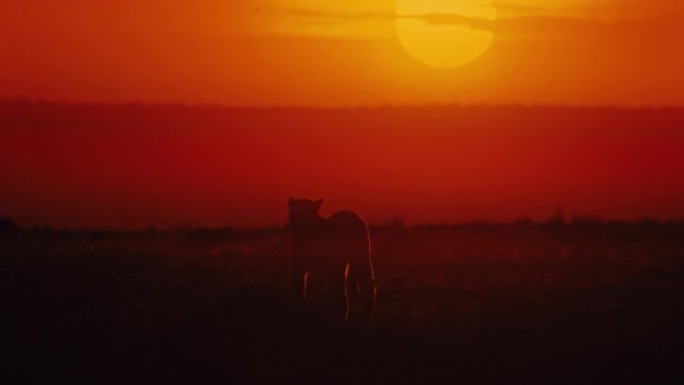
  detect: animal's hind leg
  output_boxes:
[348,262,376,321]
[360,279,377,320]
[290,267,307,301]
[328,269,350,321]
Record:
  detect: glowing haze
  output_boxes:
[2,0,683,105]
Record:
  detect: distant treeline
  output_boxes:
[3,215,683,240]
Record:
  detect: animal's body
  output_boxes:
[288,198,376,321]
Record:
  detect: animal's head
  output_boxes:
[288,198,323,226]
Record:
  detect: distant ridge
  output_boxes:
[2,98,684,111]
[3,99,683,134]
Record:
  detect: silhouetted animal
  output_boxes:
[288,198,376,321]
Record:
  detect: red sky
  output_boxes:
[1,102,683,229]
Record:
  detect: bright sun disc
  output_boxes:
[396,0,497,68]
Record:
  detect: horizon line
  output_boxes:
[7,216,684,234]
[2,98,684,111]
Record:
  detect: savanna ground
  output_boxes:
[3,220,684,384]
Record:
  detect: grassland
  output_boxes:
[3,220,684,384]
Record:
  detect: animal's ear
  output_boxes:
[316,199,323,208]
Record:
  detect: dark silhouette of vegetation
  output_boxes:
[185,226,237,242]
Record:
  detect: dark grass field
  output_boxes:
[3,221,684,384]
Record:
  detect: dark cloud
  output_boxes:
[282,7,497,31]
[284,7,392,21]
[406,13,495,31]
[281,6,680,38]
[493,1,545,13]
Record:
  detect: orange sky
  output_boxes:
[2,2,684,229]
[2,0,684,106]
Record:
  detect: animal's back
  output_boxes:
[293,210,369,275]
[327,210,367,233]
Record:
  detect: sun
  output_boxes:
[395,0,497,69]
